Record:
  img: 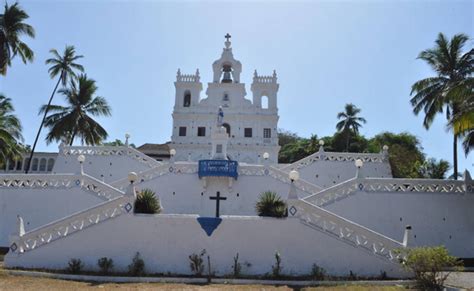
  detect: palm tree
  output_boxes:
[0,94,23,165]
[336,103,367,151]
[449,79,474,156]
[0,2,35,75]
[40,74,111,146]
[25,46,84,173]
[410,33,473,179]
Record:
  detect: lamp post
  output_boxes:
[319,140,325,152]
[288,169,300,199]
[170,148,176,163]
[263,152,269,166]
[77,155,85,175]
[355,159,363,178]
[127,171,138,198]
[125,133,130,147]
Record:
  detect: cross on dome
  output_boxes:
[224,33,232,49]
[225,33,231,41]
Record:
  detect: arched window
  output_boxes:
[261,95,269,109]
[183,91,191,107]
[223,93,229,101]
[8,160,15,170]
[39,158,47,171]
[222,123,231,137]
[32,158,39,171]
[47,158,55,171]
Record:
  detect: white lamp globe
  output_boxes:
[355,159,364,169]
[383,145,389,151]
[125,133,131,139]
[128,172,138,184]
[170,149,176,156]
[319,140,325,146]
[289,170,300,182]
[77,155,85,163]
[263,152,270,160]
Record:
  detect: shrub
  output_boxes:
[97,257,114,274]
[232,253,242,278]
[255,191,287,218]
[67,258,83,274]
[134,189,161,214]
[128,252,145,276]
[311,263,326,280]
[271,251,282,278]
[189,249,206,276]
[398,246,463,290]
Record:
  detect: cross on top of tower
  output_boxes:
[225,33,231,41]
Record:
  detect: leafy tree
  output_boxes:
[336,103,366,151]
[0,94,23,166]
[278,129,301,147]
[368,132,425,178]
[26,45,84,173]
[0,2,35,75]
[448,79,473,156]
[417,158,450,179]
[410,33,473,180]
[102,138,136,148]
[40,74,111,146]
[255,191,287,218]
[134,188,161,214]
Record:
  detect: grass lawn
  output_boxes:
[0,268,408,291]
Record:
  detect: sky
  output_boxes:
[1,0,473,173]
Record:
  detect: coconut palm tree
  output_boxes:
[40,74,111,146]
[410,33,473,179]
[336,103,367,151]
[0,2,35,75]
[0,94,23,165]
[449,78,474,156]
[25,45,84,173]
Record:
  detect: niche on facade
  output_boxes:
[261,95,269,109]
[223,123,231,137]
[183,91,191,107]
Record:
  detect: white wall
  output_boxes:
[53,153,151,183]
[0,187,104,247]
[134,173,298,216]
[324,191,474,258]
[5,215,405,277]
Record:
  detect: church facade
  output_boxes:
[1,35,473,278]
[171,35,280,164]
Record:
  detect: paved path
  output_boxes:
[445,272,474,289]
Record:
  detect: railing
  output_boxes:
[60,145,161,169]
[281,150,387,171]
[9,195,133,254]
[289,199,404,262]
[177,74,200,83]
[304,177,474,207]
[0,173,124,201]
[198,160,238,179]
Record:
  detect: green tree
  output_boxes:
[410,33,473,180]
[255,191,287,218]
[368,132,425,178]
[417,158,450,179]
[40,74,111,146]
[134,189,161,214]
[0,2,35,75]
[25,45,84,173]
[0,94,23,166]
[336,103,367,151]
[448,79,474,156]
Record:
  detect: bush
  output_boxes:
[134,189,161,214]
[128,252,145,276]
[67,258,83,274]
[255,191,287,218]
[271,251,282,278]
[97,257,114,274]
[311,263,326,280]
[398,246,463,290]
[189,249,206,276]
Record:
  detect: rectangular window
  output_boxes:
[197,127,206,137]
[179,127,187,136]
[244,128,253,138]
[216,144,223,153]
[263,128,271,138]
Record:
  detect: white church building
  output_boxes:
[1,35,473,278]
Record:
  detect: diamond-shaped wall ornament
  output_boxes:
[75,179,81,186]
[264,169,269,175]
[289,206,297,216]
[10,242,17,252]
[169,167,174,173]
[468,185,473,193]
[358,183,364,191]
[124,203,133,213]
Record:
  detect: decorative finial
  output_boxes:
[225,33,231,41]
[224,33,231,49]
[196,68,200,77]
[273,70,277,78]
[254,70,258,78]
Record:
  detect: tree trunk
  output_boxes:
[25,75,62,173]
[69,128,77,146]
[345,130,350,152]
[453,133,458,180]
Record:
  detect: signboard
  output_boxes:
[198,160,238,179]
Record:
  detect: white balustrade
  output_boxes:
[289,199,404,261]
[10,196,133,254]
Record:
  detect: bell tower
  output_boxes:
[212,34,242,84]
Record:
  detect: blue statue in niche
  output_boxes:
[217,106,224,127]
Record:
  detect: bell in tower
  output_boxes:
[221,64,233,83]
